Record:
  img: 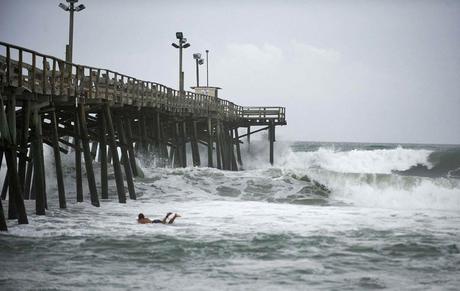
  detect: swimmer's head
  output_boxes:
[138,213,144,220]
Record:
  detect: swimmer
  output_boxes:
[137,212,181,224]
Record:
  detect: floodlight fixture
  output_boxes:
[198,59,204,65]
[183,43,190,48]
[75,4,85,11]
[176,32,183,39]
[172,43,180,48]
[59,3,70,11]
[193,53,201,59]
[181,38,187,43]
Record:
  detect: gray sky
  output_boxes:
[1,0,459,144]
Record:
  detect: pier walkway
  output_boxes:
[0,41,286,230]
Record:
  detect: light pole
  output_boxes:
[171,32,190,96]
[59,0,86,63]
[193,53,204,87]
[205,50,209,87]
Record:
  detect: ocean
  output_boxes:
[1,141,459,290]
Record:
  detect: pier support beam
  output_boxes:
[74,111,83,202]
[235,128,242,166]
[207,118,213,167]
[191,121,201,167]
[78,104,100,207]
[0,94,28,223]
[50,109,66,209]
[269,120,275,166]
[103,104,126,203]
[31,107,46,215]
[98,112,108,199]
[116,118,136,200]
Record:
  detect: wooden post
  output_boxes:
[31,107,45,215]
[18,100,31,186]
[0,198,7,231]
[0,95,29,224]
[50,109,66,209]
[124,116,139,177]
[1,171,8,200]
[24,158,33,200]
[174,122,182,168]
[74,111,83,202]
[103,104,126,203]
[269,120,274,166]
[215,121,222,170]
[6,95,18,219]
[98,112,108,199]
[78,104,100,207]
[191,121,201,167]
[116,117,136,200]
[181,121,187,168]
[207,118,213,167]
[235,128,242,166]
[230,128,238,171]
[247,126,251,153]
[90,142,98,160]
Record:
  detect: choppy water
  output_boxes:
[1,141,460,290]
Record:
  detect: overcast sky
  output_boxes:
[1,0,459,144]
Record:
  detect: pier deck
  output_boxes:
[0,41,286,230]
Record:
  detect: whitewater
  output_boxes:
[1,141,459,290]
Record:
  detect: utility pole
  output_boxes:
[193,53,204,87]
[171,32,190,96]
[59,0,86,63]
[206,50,209,87]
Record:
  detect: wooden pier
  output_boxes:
[0,41,286,231]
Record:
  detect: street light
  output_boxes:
[205,50,209,87]
[59,0,86,63]
[193,53,204,87]
[171,32,190,96]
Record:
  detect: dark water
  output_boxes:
[1,142,459,290]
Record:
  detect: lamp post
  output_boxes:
[205,50,209,87]
[193,53,204,87]
[59,0,86,63]
[171,32,190,96]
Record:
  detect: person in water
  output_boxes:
[137,212,181,224]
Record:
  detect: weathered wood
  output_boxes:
[235,128,242,166]
[191,121,201,167]
[247,126,250,153]
[98,112,108,199]
[74,111,83,202]
[78,104,100,207]
[1,170,8,200]
[0,198,7,231]
[124,116,138,177]
[173,122,182,168]
[50,109,66,209]
[18,100,31,187]
[269,120,274,165]
[116,118,136,200]
[24,158,33,200]
[215,121,222,170]
[103,104,126,203]
[31,107,45,215]
[181,121,187,168]
[207,118,213,167]
[6,95,18,219]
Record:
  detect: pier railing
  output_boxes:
[0,42,285,123]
